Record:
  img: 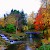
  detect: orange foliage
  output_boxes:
[34,9,44,30]
[41,38,48,44]
[0,18,5,27]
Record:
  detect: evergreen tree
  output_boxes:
[20,10,27,25]
[4,14,6,20]
[11,9,14,14]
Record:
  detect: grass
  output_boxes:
[10,33,27,41]
[10,34,22,40]
[36,44,50,50]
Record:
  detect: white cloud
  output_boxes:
[0,0,41,18]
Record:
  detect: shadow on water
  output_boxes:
[25,34,33,50]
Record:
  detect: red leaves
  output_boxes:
[34,9,44,30]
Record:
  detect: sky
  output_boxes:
[0,0,41,18]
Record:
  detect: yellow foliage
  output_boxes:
[4,14,16,25]
[0,18,5,27]
[23,26,28,31]
[48,37,50,43]
[27,12,35,25]
[48,29,50,34]
[41,39,48,44]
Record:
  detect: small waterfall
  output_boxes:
[29,34,33,43]
[26,33,33,50]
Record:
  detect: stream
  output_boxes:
[0,31,39,50]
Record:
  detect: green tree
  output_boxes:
[5,24,16,33]
[20,10,27,25]
[11,9,14,14]
[10,9,20,14]
[16,10,27,32]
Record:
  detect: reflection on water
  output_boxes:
[27,34,33,43]
[26,45,32,50]
[25,34,33,50]
[29,34,33,43]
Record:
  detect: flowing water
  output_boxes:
[0,31,35,50]
[25,34,33,50]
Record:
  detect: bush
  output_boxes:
[36,44,50,50]
[6,43,22,50]
[0,25,4,29]
[6,44,18,50]
[5,24,16,33]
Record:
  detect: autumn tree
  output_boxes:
[34,13,44,31]
[27,12,35,31]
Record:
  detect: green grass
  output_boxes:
[11,33,27,41]
[36,44,50,50]
[10,34,21,40]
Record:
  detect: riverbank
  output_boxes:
[1,30,27,40]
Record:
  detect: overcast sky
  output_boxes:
[0,0,41,18]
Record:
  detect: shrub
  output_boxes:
[5,24,16,33]
[36,44,50,50]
